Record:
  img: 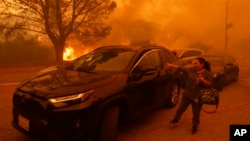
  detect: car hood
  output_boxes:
[17,66,117,98]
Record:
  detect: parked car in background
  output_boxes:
[172,48,204,66]
[12,45,181,141]
[200,54,240,91]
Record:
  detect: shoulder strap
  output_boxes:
[201,105,218,113]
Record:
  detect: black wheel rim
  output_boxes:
[171,85,179,105]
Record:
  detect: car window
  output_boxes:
[225,56,235,65]
[228,56,235,64]
[174,50,184,57]
[194,50,203,56]
[69,49,135,72]
[162,50,177,63]
[181,50,201,58]
[204,56,224,66]
[133,50,161,70]
[181,51,191,58]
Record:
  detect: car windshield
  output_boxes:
[203,56,224,66]
[66,48,135,72]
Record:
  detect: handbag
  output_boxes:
[198,88,220,113]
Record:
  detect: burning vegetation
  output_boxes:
[1,0,250,65]
[63,46,75,61]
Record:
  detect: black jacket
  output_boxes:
[178,67,213,100]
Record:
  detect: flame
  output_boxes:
[63,46,75,61]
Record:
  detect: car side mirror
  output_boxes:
[130,66,157,81]
[132,65,157,75]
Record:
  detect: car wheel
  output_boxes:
[165,81,180,108]
[98,106,120,141]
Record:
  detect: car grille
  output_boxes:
[13,91,47,118]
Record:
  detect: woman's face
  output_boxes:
[192,59,204,71]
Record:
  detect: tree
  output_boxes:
[0,0,116,64]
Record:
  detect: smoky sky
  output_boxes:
[100,0,250,56]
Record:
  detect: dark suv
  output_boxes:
[12,45,181,141]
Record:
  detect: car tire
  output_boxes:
[165,81,180,108]
[98,106,120,141]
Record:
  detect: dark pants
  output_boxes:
[173,96,202,127]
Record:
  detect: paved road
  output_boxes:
[0,59,250,141]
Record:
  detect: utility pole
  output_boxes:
[225,0,229,56]
[225,0,233,55]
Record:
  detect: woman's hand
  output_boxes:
[197,76,211,86]
[197,76,205,83]
[166,63,179,69]
[193,98,199,104]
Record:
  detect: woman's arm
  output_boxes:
[166,63,188,73]
[166,63,180,69]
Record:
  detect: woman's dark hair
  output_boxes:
[195,57,211,72]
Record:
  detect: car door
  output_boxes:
[159,49,181,99]
[126,50,163,115]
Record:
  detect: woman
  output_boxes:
[167,57,213,134]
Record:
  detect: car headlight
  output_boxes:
[48,90,94,108]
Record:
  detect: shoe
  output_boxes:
[168,119,178,128]
[192,126,198,134]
